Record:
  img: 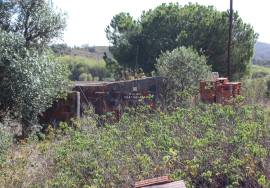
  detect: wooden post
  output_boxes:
[227,0,233,79]
[76,91,80,119]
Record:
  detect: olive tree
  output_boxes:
[0,0,68,136]
[0,0,66,49]
[0,30,69,136]
[156,47,211,106]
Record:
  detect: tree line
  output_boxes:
[0,0,68,136]
[105,3,257,80]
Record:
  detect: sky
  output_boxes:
[52,0,270,46]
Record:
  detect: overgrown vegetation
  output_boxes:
[0,1,269,187]
[0,30,69,137]
[241,65,270,104]
[251,65,270,79]
[156,47,210,106]
[2,103,269,187]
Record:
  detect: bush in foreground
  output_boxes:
[0,30,69,136]
[48,104,270,187]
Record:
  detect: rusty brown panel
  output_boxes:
[75,77,163,114]
[143,181,186,188]
[41,91,78,123]
[43,77,164,123]
[135,176,172,188]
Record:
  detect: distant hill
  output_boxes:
[51,44,111,60]
[253,42,270,67]
[68,46,110,60]
[51,42,270,67]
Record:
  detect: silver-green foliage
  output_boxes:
[0,0,66,49]
[0,30,69,134]
[156,47,210,105]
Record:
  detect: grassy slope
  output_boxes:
[57,55,106,68]
[251,65,270,74]
[67,46,110,60]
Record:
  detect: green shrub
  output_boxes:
[0,30,69,136]
[79,73,93,81]
[267,79,270,97]
[252,71,268,79]
[48,104,270,187]
[156,47,211,107]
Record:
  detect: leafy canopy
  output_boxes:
[0,0,68,136]
[0,30,69,135]
[106,3,257,79]
[156,47,210,106]
[0,0,66,49]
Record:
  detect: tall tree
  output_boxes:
[0,0,66,49]
[106,12,141,71]
[106,3,257,79]
[0,31,69,136]
[0,0,68,136]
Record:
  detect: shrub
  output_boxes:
[252,71,268,79]
[48,104,270,187]
[78,73,93,81]
[251,65,270,79]
[156,47,211,107]
[0,30,69,136]
[267,79,270,97]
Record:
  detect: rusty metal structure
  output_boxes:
[42,77,163,124]
[200,77,241,104]
[135,176,186,188]
[42,74,242,124]
[40,91,80,124]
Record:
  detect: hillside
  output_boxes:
[55,42,270,67]
[51,42,270,67]
[51,44,110,60]
[253,42,270,66]
[68,46,110,60]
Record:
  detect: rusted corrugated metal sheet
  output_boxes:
[144,181,186,188]
[40,91,80,124]
[135,176,186,188]
[135,176,172,188]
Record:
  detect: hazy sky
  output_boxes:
[53,0,270,46]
